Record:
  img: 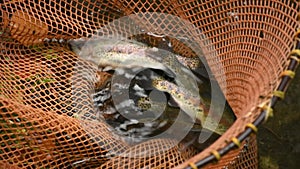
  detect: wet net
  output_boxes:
[0,0,299,168]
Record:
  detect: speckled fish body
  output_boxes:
[152,78,227,135]
[70,38,233,135]
[146,49,206,125]
[152,78,204,120]
[80,39,173,75]
[174,55,201,71]
[145,48,200,92]
[72,38,204,118]
[140,48,206,130]
[70,38,200,79]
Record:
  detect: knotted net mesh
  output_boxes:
[0,0,299,168]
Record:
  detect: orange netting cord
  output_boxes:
[1,0,299,168]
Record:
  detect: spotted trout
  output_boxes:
[69,37,236,135]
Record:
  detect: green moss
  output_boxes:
[259,156,279,169]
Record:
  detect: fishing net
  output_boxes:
[0,0,299,168]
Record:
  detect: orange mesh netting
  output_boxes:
[0,0,300,168]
